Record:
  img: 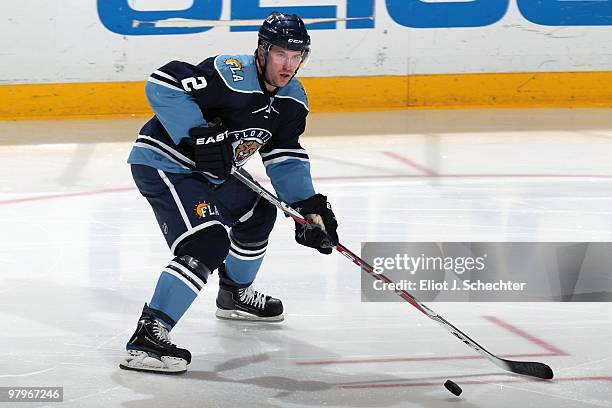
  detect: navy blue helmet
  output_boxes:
[258,12,311,60]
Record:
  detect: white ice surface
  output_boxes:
[0,110,611,407]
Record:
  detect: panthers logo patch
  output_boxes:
[229,128,273,167]
[235,140,260,163]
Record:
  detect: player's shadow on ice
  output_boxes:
[188,362,332,392]
[113,321,486,408]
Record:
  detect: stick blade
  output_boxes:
[503,359,554,379]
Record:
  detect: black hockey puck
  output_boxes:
[444,380,462,396]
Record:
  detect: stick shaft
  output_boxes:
[232,169,553,379]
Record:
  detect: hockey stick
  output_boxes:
[232,169,554,380]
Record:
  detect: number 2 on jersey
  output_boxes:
[181,77,207,91]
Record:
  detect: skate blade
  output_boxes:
[119,350,187,375]
[215,308,284,322]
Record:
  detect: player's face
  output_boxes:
[262,45,304,88]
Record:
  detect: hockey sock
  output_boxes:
[148,255,211,329]
[149,225,229,329]
[223,232,268,287]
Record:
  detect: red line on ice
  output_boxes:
[337,375,612,389]
[0,186,135,205]
[381,151,441,176]
[296,315,568,366]
[296,352,560,366]
[3,173,612,206]
[312,173,612,180]
[484,315,568,356]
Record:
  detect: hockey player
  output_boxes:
[120,12,339,374]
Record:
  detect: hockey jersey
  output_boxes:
[127,53,315,205]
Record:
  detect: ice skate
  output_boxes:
[119,304,191,374]
[216,266,284,322]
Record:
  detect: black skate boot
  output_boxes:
[215,264,284,322]
[119,304,191,374]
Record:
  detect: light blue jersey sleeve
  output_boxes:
[145,80,206,144]
[265,159,315,205]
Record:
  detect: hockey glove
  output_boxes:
[188,122,234,180]
[290,194,339,255]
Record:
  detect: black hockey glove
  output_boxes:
[290,194,339,255]
[188,122,234,180]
